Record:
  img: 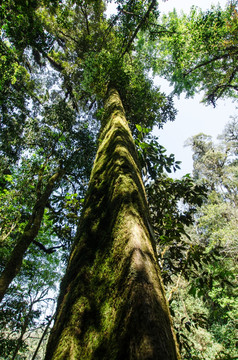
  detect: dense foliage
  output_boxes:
[138,1,238,105]
[0,0,237,358]
[159,120,238,359]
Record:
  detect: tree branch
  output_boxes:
[121,0,157,57]
[184,51,238,77]
[33,240,64,254]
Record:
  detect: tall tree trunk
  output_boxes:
[0,169,64,302]
[45,88,180,360]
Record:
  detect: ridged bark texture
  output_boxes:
[45,88,180,360]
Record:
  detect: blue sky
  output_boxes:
[156,86,236,177]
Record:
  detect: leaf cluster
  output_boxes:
[147,3,238,105]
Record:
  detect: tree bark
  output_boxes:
[45,88,180,360]
[0,169,64,302]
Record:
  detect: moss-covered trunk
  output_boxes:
[45,88,180,360]
[0,169,64,302]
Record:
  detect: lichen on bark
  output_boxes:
[45,88,180,360]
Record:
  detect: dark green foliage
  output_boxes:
[146,174,208,285]
[0,0,57,54]
[134,125,181,180]
[0,40,32,160]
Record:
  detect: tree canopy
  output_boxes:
[138,1,238,105]
[0,1,237,359]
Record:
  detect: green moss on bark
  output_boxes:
[45,88,180,360]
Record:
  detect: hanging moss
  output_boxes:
[45,88,180,360]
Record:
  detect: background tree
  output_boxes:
[162,120,238,359]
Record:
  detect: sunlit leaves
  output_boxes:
[147,3,238,105]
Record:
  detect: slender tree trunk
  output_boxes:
[31,315,55,360]
[0,169,64,302]
[45,88,180,360]
[11,303,34,360]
